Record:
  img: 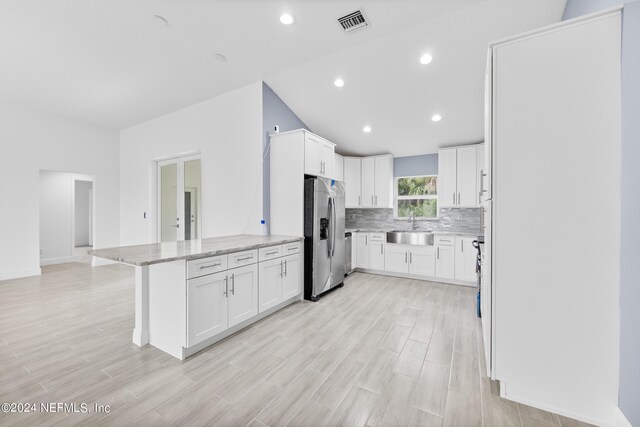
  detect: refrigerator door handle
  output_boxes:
[327,197,334,257]
[331,197,337,257]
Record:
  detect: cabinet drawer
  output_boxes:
[282,241,302,255]
[187,255,228,279]
[369,233,386,242]
[434,235,455,246]
[259,245,282,262]
[228,249,258,269]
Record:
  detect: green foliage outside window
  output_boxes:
[396,176,437,218]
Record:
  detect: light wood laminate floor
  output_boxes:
[0,263,593,427]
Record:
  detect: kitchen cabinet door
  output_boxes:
[361,157,375,207]
[304,135,321,176]
[319,141,334,178]
[438,149,457,208]
[258,258,282,313]
[344,157,362,207]
[409,246,436,277]
[477,144,486,206]
[435,245,455,279]
[334,154,344,182]
[356,233,369,268]
[457,146,478,207]
[374,156,392,208]
[187,271,228,347]
[228,264,258,327]
[369,241,385,270]
[385,244,409,274]
[454,237,477,282]
[282,253,302,300]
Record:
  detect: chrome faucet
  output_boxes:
[408,212,418,230]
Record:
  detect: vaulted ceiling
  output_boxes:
[0,0,566,155]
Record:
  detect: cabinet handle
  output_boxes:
[374,195,377,205]
[266,251,278,256]
[284,259,288,276]
[224,276,228,297]
[405,252,408,263]
[410,252,412,264]
[380,245,383,255]
[358,196,361,205]
[280,261,283,278]
[458,193,461,205]
[236,256,253,262]
[461,240,464,252]
[453,193,456,205]
[287,247,297,251]
[200,262,221,269]
[371,195,374,205]
[366,235,368,245]
[437,247,440,259]
[231,274,235,295]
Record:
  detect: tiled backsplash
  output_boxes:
[345,207,482,235]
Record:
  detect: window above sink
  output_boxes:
[394,175,438,219]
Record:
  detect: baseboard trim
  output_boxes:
[613,407,632,427]
[0,267,42,282]
[91,257,117,267]
[40,256,75,266]
[500,383,609,427]
[354,268,476,287]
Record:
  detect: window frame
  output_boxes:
[393,174,439,220]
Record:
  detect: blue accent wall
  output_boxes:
[262,82,309,233]
[564,1,639,424]
[393,153,438,177]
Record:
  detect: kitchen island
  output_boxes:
[91,234,304,359]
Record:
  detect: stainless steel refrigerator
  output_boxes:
[303,177,345,301]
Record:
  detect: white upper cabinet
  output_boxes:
[333,153,344,182]
[303,131,335,178]
[348,154,393,208]
[438,145,483,208]
[344,157,362,208]
[361,157,375,207]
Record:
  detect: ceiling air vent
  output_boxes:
[338,9,369,33]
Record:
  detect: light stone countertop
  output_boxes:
[90,234,303,267]
[345,228,481,237]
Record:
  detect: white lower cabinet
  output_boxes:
[187,271,229,347]
[227,264,258,327]
[369,233,385,270]
[281,253,302,300]
[454,236,477,282]
[435,245,455,279]
[258,258,283,313]
[356,233,369,268]
[385,244,436,276]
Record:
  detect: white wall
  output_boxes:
[119,82,263,245]
[74,180,92,246]
[0,103,120,280]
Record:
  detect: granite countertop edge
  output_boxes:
[90,235,303,267]
[345,228,481,237]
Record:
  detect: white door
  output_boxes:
[361,157,375,207]
[344,158,362,207]
[228,264,258,327]
[409,246,436,276]
[435,245,455,279]
[438,149,457,208]
[157,155,202,242]
[456,146,478,207]
[385,244,409,274]
[454,237,477,282]
[356,233,369,268]
[304,135,320,176]
[374,156,392,208]
[369,241,385,270]
[187,271,228,347]
[282,253,302,300]
[258,258,282,313]
[319,142,334,178]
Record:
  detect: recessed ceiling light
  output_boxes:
[334,78,344,88]
[363,126,372,133]
[420,54,433,65]
[280,14,294,25]
[431,114,442,122]
[213,53,227,62]
[151,14,169,27]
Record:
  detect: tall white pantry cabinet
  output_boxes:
[484,10,621,426]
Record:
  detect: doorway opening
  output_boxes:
[157,154,201,242]
[39,170,95,266]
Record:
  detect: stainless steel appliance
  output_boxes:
[344,232,352,275]
[304,177,345,301]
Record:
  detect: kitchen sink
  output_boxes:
[386,231,434,246]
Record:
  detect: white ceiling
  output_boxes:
[0,0,565,155]
[266,0,567,156]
